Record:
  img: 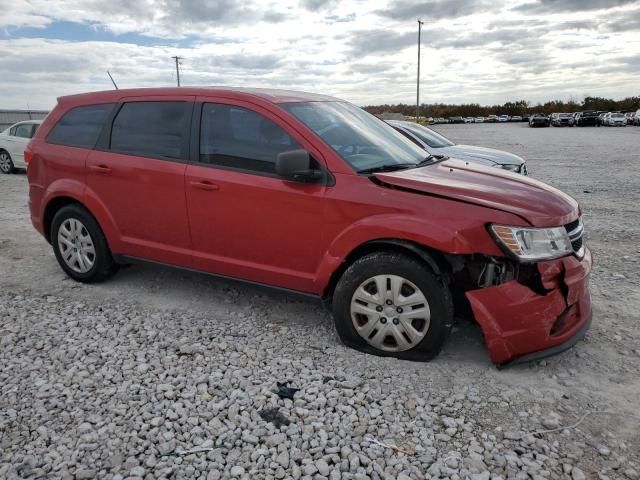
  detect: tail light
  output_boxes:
[24,148,33,166]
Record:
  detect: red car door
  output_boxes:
[185,99,330,293]
[86,97,194,266]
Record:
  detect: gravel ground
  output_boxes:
[1,123,639,480]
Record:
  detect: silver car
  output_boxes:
[388,120,527,175]
[0,120,43,173]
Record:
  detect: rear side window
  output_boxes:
[14,123,35,139]
[199,103,300,174]
[110,102,188,159]
[47,104,115,148]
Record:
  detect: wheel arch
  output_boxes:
[43,196,84,243]
[322,238,449,300]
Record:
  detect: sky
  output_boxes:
[0,0,639,109]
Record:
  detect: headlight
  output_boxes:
[493,164,520,172]
[490,224,573,262]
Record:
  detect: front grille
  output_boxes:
[564,218,585,258]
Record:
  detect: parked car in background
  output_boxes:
[597,113,608,126]
[486,115,498,123]
[574,111,599,127]
[529,114,550,127]
[550,113,574,127]
[635,109,640,126]
[624,112,635,125]
[498,115,510,122]
[474,117,485,123]
[511,116,523,122]
[464,117,474,123]
[389,120,527,175]
[604,112,626,127]
[449,116,464,124]
[0,120,43,174]
[26,87,590,365]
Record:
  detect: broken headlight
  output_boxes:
[490,224,572,262]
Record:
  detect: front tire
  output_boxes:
[332,252,453,361]
[51,204,118,283]
[0,150,14,174]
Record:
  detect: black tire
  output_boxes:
[332,251,454,361]
[0,150,15,174]
[51,204,119,283]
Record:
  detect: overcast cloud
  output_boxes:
[0,0,638,109]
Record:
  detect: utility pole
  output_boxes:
[107,71,118,89]
[416,19,424,122]
[172,56,182,87]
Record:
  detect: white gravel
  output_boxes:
[1,123,639,479]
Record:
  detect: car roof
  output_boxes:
[10,120,43,126]
[57,87,340,107]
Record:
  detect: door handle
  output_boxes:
[89,164,112,174]
[190,180,219,191]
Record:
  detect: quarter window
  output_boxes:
[47,104,115,148]
[199,103,301,174]
[110,102,189,159]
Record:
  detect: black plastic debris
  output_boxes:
[274,381,299,400]
[259,407,290,428]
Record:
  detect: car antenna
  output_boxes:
[107,70,119,90]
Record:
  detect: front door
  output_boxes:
[185,100,330,293]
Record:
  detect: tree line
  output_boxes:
[363,96,640,118]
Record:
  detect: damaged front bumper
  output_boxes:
[466,248,592,365]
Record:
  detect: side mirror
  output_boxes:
[276,149,323,183]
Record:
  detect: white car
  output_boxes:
[464,117,474,123]
[605,112,626,127]
[474,117,485,123]
[0,120,42,173]
[498,115,510,122]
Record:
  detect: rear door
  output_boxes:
[6,123,35,166]
[86,97,194,266]
[184,99,330,292]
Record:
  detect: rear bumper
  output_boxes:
[466,248,592,365]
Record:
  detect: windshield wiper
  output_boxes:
[413,154,449,168]
[357,163,416,174]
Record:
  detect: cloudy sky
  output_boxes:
[1,0,638,109]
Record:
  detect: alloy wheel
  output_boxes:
[57,218,96,273]
[350,274,431,352]
[0,152,12,173]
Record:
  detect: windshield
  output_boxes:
[281,101,426,172]
[611,113,624,118]
[397,122,454,148]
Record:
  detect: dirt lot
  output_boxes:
[1,123,639,479]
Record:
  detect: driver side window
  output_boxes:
[199,103,301,175]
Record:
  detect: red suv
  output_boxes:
[26,88,592,365]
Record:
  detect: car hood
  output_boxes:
[435,145,524,166]
[374,159,578,227]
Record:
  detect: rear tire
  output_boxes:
[0,150,14,174]
[332,252,453,361]
[51,204,119,283]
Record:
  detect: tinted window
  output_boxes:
[47,104,114,148]
[110,102,188,159]
[200,104,300,174]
